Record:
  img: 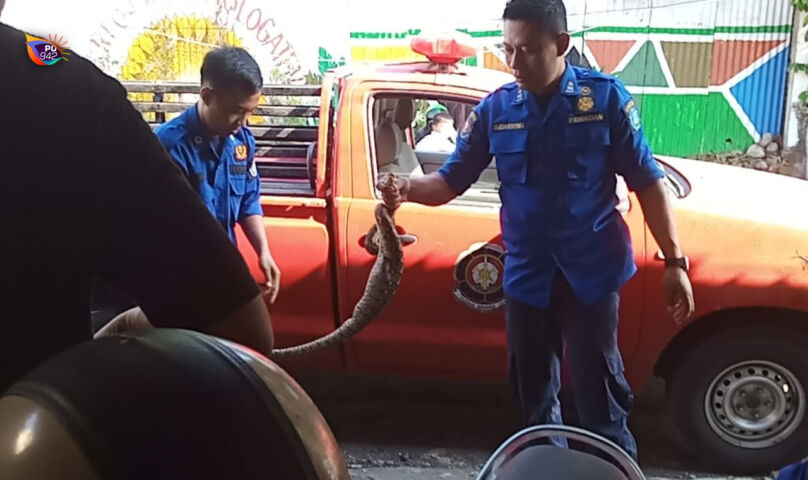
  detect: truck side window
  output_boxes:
[369,94,500,205]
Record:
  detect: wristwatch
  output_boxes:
[665,256,690,272]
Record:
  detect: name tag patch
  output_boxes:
[229,164,248,176]
[493,122,525,131]
[569,113,605,124]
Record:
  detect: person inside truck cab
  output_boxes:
[378,0,695,461]
[415,103,450,143]
[154,47,281,304]
[415,112,457,153]
[0,8,275,391]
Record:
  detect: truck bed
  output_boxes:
[258,156,313,196]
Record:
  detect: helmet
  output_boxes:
[0,329,349,480]
[476,425,645,480]
[425,102,449,121]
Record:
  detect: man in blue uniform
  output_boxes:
[378,0,694,460]
[156,47,280,303]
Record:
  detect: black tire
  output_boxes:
[668,326,808,474]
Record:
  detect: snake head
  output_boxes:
[379,172,401,214]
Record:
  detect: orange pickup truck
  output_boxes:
[119,40,808,474]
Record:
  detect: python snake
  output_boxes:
[270,174,404,358]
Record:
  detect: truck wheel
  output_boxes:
[668,326,808,474]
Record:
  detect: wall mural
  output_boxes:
[339,22,793,158]
[575,27,791,156]
[8,0,789,158]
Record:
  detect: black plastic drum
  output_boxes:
[0,329,349,480]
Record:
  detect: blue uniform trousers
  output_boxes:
[505,272,638,460]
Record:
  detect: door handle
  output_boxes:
[398,233,417,246]
[359,229,417,255]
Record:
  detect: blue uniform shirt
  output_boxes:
[438,62,665,308]
[155,104,263,242]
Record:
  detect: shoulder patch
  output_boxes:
[460,111,478,141]
[628,105,642,131]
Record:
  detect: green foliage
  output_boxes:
[318,47,346,75]
[303,71,322,85]
[413,100,430,131]
[792,63,808,74]
[794,2,808,104]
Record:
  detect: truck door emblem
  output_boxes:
[453,243,505,312]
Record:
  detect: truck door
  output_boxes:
[236,76,342,370]
[337,84,504,378]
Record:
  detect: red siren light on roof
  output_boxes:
[410,30,476,66]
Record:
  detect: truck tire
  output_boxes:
[668,326,808,474]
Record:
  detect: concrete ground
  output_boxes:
[293,372,777,480]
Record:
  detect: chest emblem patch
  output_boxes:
[234,144,249,161]
[577,96,595,113]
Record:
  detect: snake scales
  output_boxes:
[270,174,404,358]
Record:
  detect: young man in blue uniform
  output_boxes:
[378,0,695,459]
[156,47,281,303]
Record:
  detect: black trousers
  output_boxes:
[505,272,638,460]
